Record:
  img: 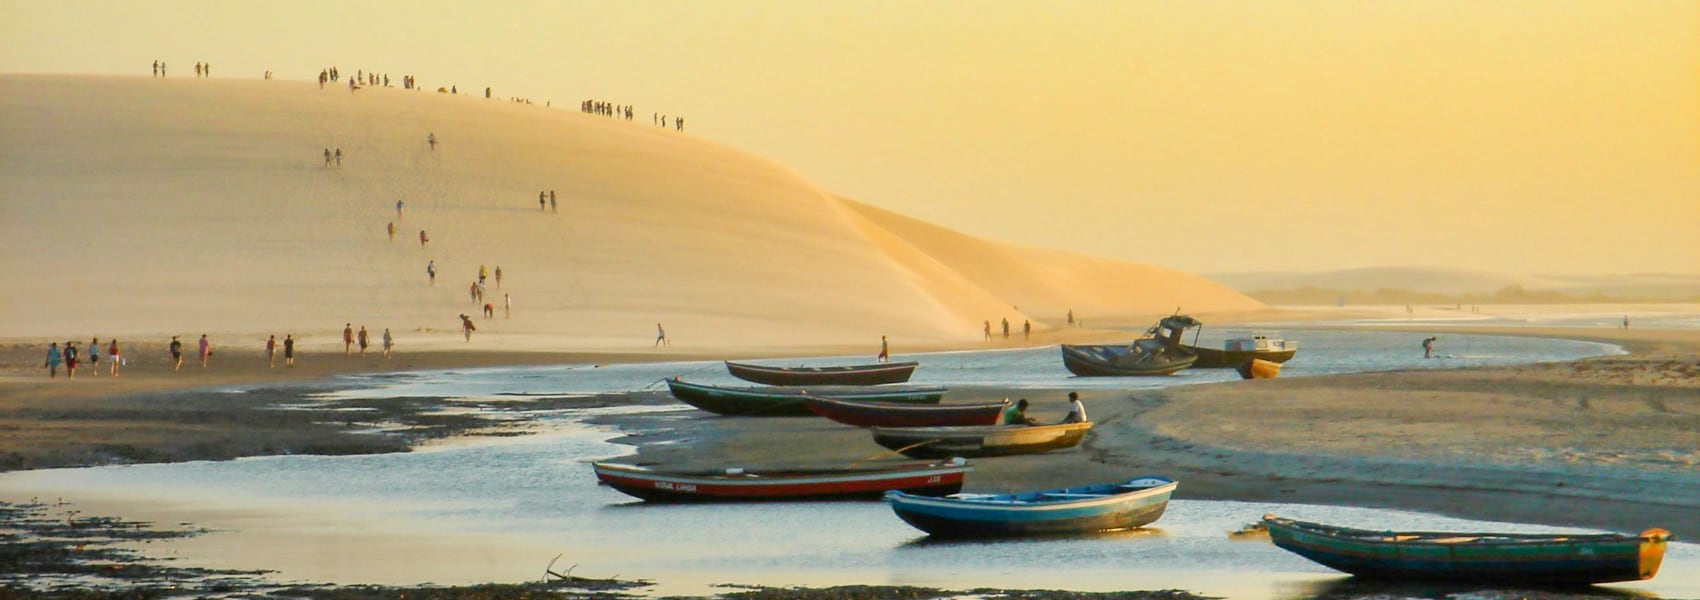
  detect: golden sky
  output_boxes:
[4,0,1696,276]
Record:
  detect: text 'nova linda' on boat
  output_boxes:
[591,459,971,502]
[884,477,1178,538]
[1262,514,1670,585]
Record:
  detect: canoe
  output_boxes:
[1236,358,1281,379]
[1263,515,1671,585]
[804,397,1008,428]
[1183,334,1298,369]
[591,459,971,502]
[1060,343,1197,376]
[665,378,944,417]
[869,422,1093,458]
[885,476,1177,538]
[725,360,920,386]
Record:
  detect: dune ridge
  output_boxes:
[0,74,1258,350]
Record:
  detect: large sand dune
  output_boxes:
[0,75,1258,351]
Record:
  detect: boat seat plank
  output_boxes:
[1042,493,1109,500]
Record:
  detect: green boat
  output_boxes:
[664,378,945,417]
[1263,514,1670,585]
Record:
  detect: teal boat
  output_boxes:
[1263,515,1670,585]
[664,378,945,417]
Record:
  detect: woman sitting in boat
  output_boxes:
[1000,398,1038,426]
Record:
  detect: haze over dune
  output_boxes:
[0,75,1259,349]
[1212,267,1700,300]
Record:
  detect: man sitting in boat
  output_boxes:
[1060,391,1088,424]
[1000,398,1038,426]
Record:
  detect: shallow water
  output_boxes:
[5,332,1689,598]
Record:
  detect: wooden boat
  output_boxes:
[590,459,971,502]
[1262,515,1671,585]
[804,397,1008,428]
[665,378,944,417]
[1236,358,1281,379]
[1059,315,1200,377]
[725,360,919,386]
[1184,334,1299,369]
[884,477,1177,538]
[869,422,1093,458]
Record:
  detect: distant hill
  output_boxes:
[1208,267,1700,304]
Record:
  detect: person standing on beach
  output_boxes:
[283,334,295,367]
[387,221,396,242]
[504,293,511,318]
[1001,318,1010,339]
[1422,336,1437,359]
[266,334,277,368]
[342,324,354,354]
[153,61,159,77]
[461,314,476,341]
[1023,320,1031,340]
[45,342,61,378]
[539,191,547,211]
[1067,309,1074,326]
[1061,391,1088,424]
[169,336,184,371]
[324,148,332,167]
[427,259,436,284]
[1623,315,1630,329]
[427,133,436,150]
[357,326,370,355]
[877,336,889,363]
[655,323,668,347]
[549,190,557,212]
[382,328,393,358]
[334,148,342,167]
[198,334,211,367]
[63,342,79,379]
[87,337,101,376]
[107,339,121,376]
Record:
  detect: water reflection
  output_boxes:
[1277,576,1663,600]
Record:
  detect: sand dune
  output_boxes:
[0,75,1258,351]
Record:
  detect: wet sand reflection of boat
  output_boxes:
[1184,334,1299,369]
[665,378,944,416]
[591,459,971,502]
[870,422,1093,458]
[724,360,919,386]
[1060,315,1199,377]
[884,476,1177,538]
[1263,514,1670,585]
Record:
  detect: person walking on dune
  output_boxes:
[494,266,503,288]
[45,342,61,378]
[357,326,370,355]
[396,199,405,219]
[504,293,512,318]
[877,336,889,363]
[334,148,342,167]
[655,323,669,347]
[427,259,436,284]
[419,230,429,247]
[108,339,122,376]
[198,334,212,367]
[266,334,277,368]
[427,133,436,150]
[387,221,396,242]
[461,314,476,341]
[169,335,184,371]
[539,191,547,211]
[483,302,494,319]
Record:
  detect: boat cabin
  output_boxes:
[1224,334,1297,352]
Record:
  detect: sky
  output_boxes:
[3,0,1697,276]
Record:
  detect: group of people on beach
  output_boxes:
[150,61,168,77]
[538,190,557,212]
[44,338,122,379]
[340,324,393,358]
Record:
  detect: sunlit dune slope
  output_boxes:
[0,75,1259,349]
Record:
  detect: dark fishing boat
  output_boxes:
[870,422,1093,458]
[1263,515,1671,585]
[725,360,919,386]
[1060,315,1200,376]
[665,378,944,417]
[885,477,1177,538]
[591,459,970,502]
[1183,334,1299,369]
[804,397,1008,428]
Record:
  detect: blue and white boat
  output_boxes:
[883,476,1178,538]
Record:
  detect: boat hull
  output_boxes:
[870,422,1093,458]
[1185,345,1297,369]
[804,397,1007,428]
[1263,515,1670,585]
[1236,358,1282,379]
[666,379,944,417]
[885,478,1176,538]
[725,361,919,386]
[1059,344,1196,376]
[592,461,970,502]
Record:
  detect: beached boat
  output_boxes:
[1059,315,1199,377]
[1237,358,1281,379]
[1183,334,1299,369]
[804,397,1008,428]
[665,378,944,417]
[1262,515,1670,585]
[869,422,1093,458]
[884,476,1177,538]
[590,459,971,502]
[725,360,919,386]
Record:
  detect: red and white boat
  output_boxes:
[591,459,970,502]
